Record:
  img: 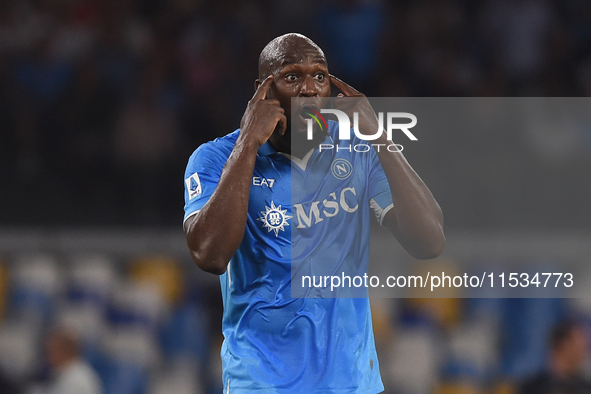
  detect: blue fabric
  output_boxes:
[183,121,391,393]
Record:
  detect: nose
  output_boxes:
[299,75,318,97]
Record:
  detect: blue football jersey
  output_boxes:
[184,121,392,393]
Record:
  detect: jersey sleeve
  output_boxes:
[367,148,393,226]
[183,143,227,225]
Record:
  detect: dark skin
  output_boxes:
[185,36,445,275]
[329,75,445,259]
[259,40,331,157]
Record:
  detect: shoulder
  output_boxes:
[187,129,240,165]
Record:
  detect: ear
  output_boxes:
[254,79,262,92]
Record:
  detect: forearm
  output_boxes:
[185,137,259,274]
[327,75,445,257]
[377,143,445,259]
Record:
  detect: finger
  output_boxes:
[264,99,282,108]
[278,114,287,135]
[252,75,274,101]
[329,74,362,97]
[260,100,284,115]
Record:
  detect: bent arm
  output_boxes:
[379,146,445,259]
[184,75,285,275]
[328,75,444,259]
[184,138,259,274]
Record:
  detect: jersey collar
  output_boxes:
[257,141,276,156]
[278,149,315,171]
[257,134,335,170]
[257,140,314,170]
[257,128,335,157]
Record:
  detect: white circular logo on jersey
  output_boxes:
[257,201,292,236]
[331,158,353,180]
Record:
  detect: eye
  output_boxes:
[285,74,298,82]
[315,73,325,81]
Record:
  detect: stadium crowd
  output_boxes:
[1,0,590,227]
[2,0,591,393]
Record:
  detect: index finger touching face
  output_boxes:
[329,74,362,97]
[252,75,274,101]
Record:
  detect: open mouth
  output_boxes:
[298,105,317,118]
[300,105,328,131]
[303,103,319,113]
[298,112,308,124]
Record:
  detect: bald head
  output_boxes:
[258,33,327,79]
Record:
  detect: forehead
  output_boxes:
[270,42,327,73]
[279,50,327,69]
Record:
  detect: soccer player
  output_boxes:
[183,33,445,393]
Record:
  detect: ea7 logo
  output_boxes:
[293,187,358,228]
[306,109,417,141]
[252,177,275,187]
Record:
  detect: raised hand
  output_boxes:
[330,74,364,98]
[330,75,382,141]
[240,75,287,147]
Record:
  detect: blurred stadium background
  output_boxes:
[1,0,591,393]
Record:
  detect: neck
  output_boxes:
[269,126,327,159]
